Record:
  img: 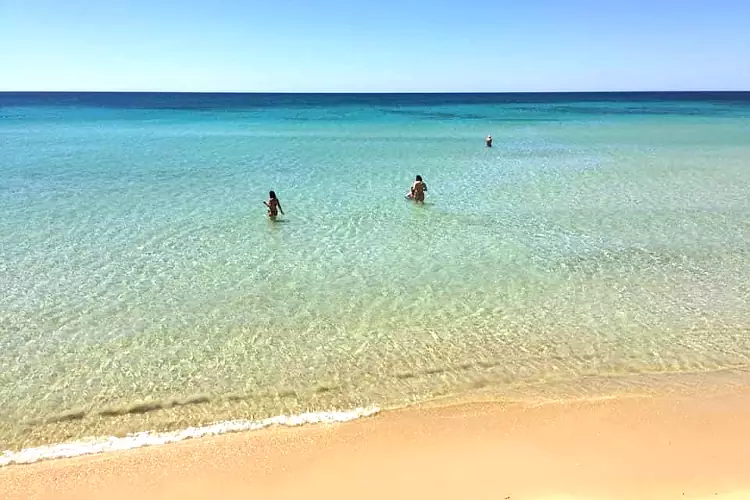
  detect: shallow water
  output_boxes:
[1,92,749,450]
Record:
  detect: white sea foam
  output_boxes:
[0,406,380,467]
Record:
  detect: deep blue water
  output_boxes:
[3,91,750,110]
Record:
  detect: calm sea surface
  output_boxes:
[1,92,749,450]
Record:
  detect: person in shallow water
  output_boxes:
[485,135,493,147]
[407,175,427,203]
[263,190,284,218]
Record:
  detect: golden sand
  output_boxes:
[2,389,750,500]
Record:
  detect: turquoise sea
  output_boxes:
[1,92,750,455]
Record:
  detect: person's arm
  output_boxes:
[263,201,269,207]
[278,201,284,215]
[423,183,427,191]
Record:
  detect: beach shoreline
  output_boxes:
[5,364,750,458]
[3,378,750,500]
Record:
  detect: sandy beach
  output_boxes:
[3,385,750,500]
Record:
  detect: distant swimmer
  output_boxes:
[407,175,427,204]
[485,135,493,148]
[264,190,284,219]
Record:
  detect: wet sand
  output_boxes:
[2,389,750,500]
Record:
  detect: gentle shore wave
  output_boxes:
[6,364,750,468]
[2,380,750,500]
[0,406,380,467]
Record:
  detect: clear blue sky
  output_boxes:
[1,0,749,92]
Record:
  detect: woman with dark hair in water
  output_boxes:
[408,175,427,204]
[263,190,284,219]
